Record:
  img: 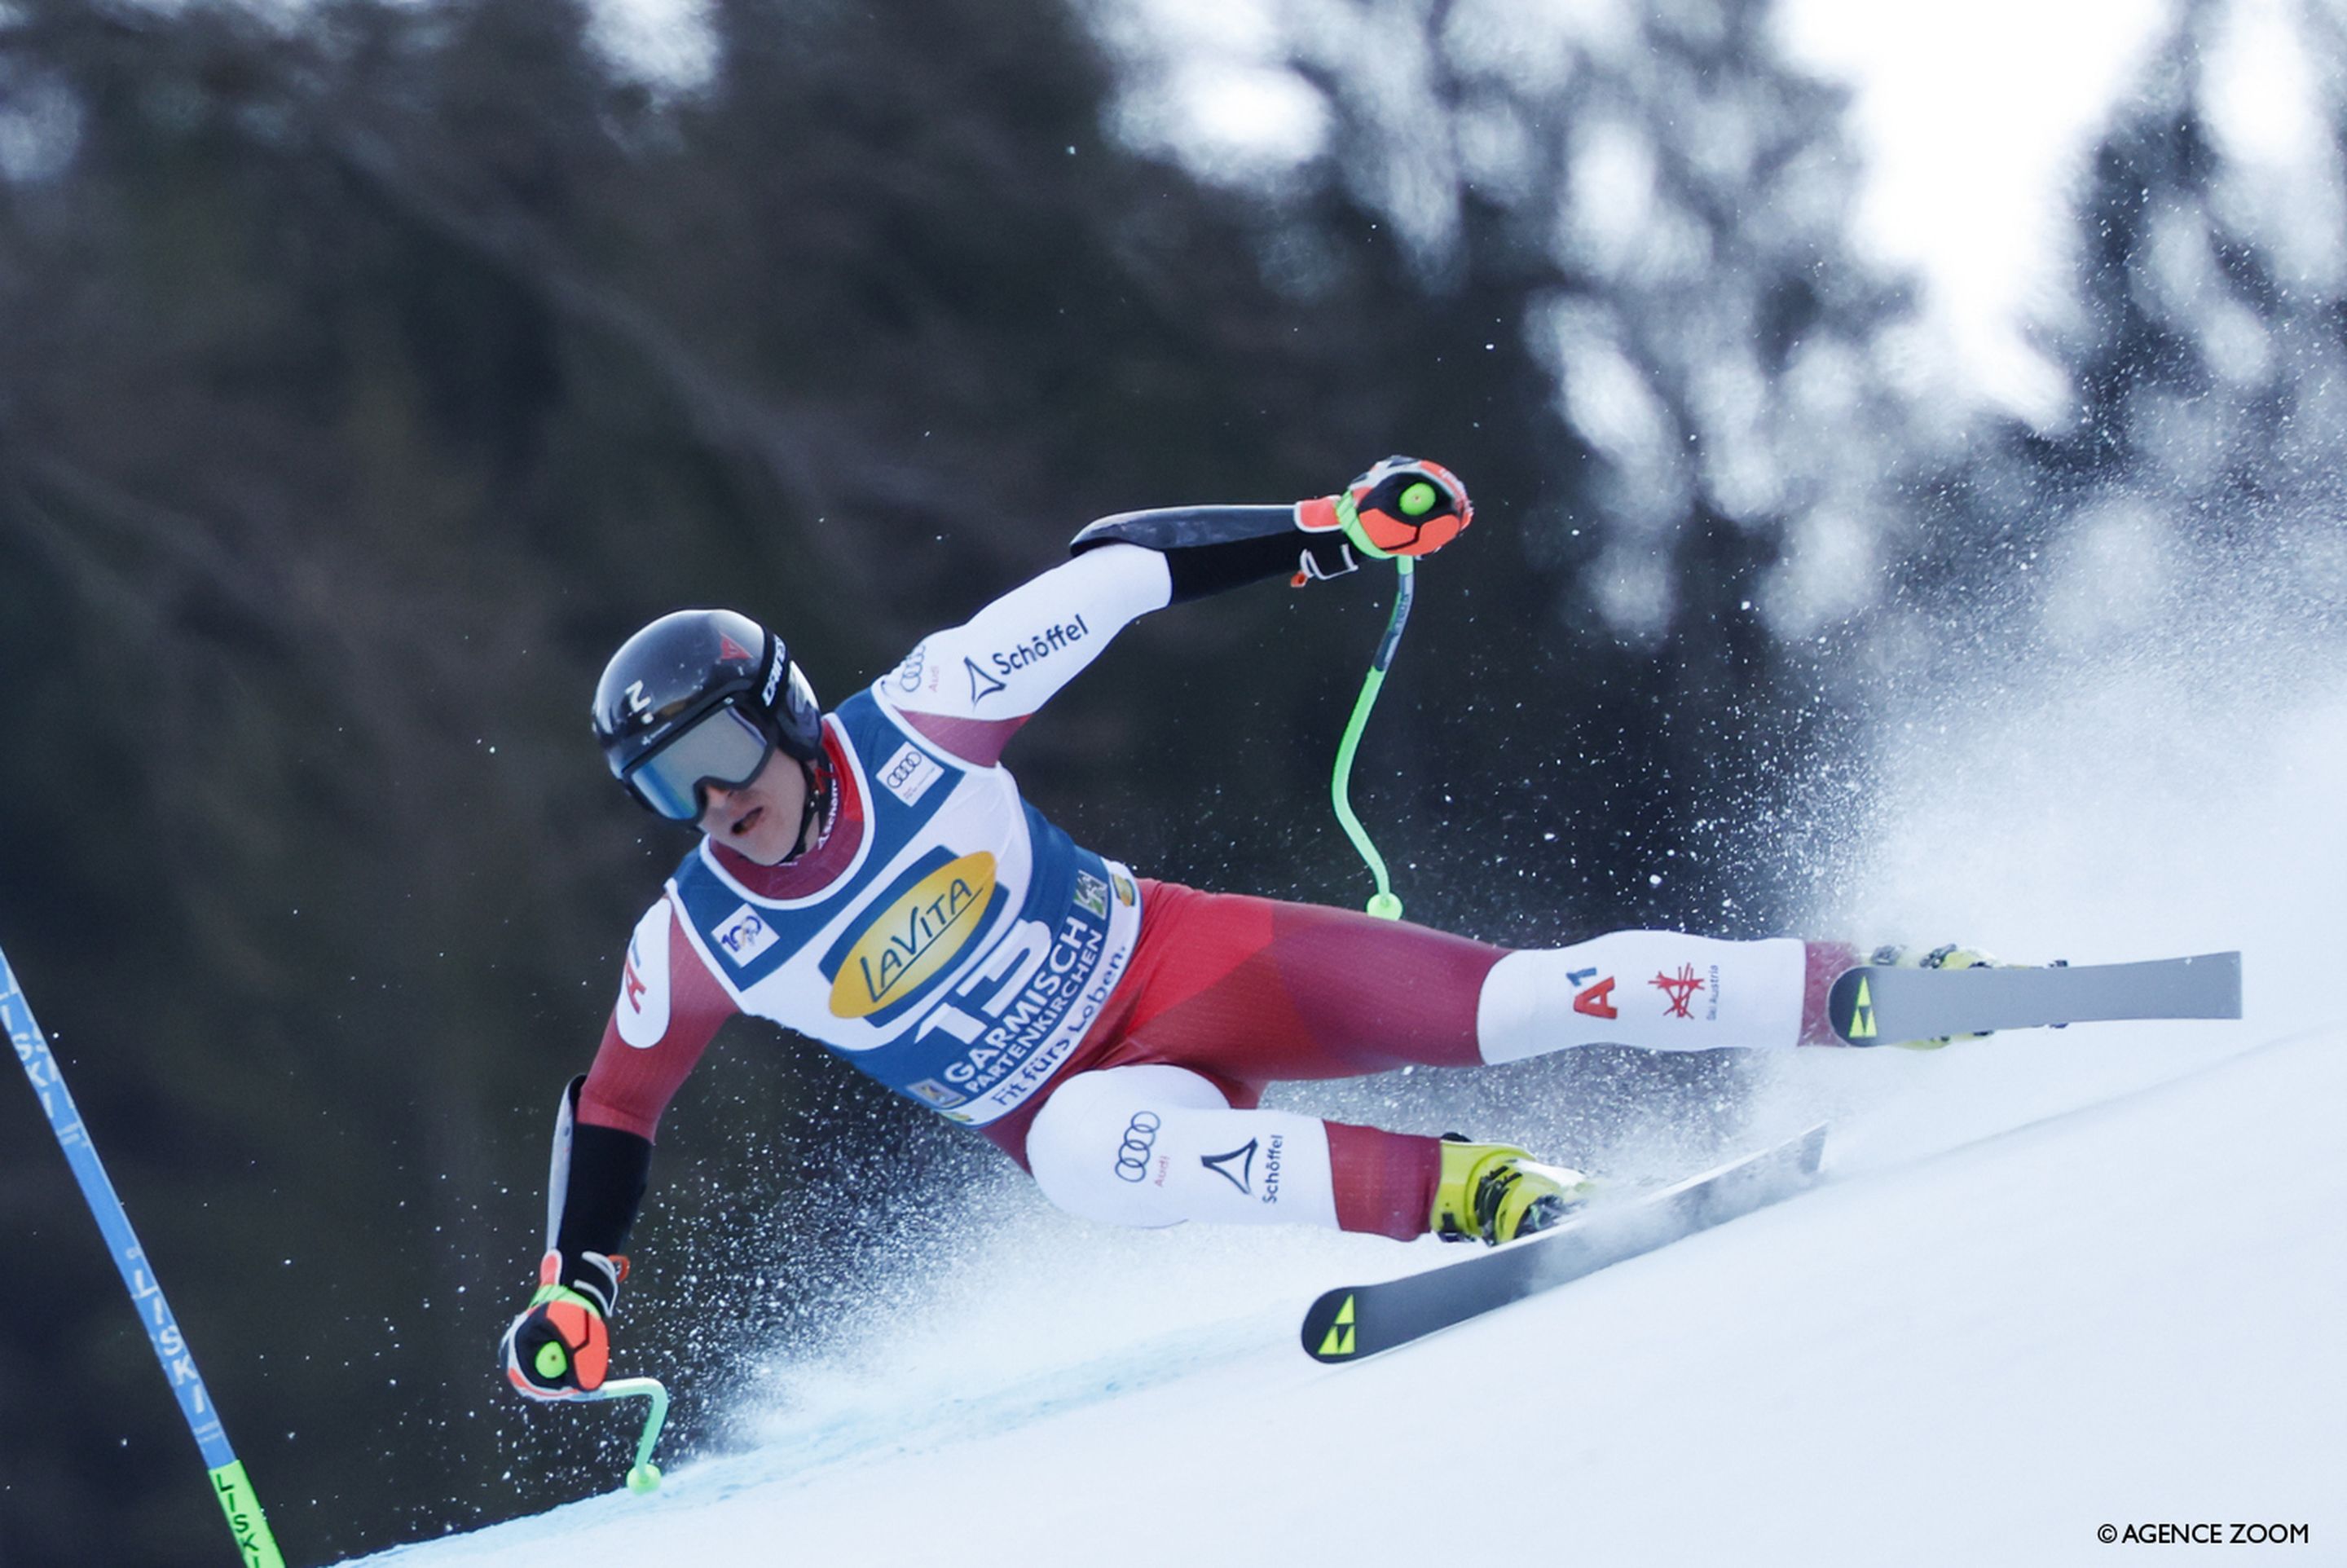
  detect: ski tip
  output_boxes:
[2189,950,2245,1018]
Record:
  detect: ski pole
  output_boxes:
[0,940,288,1568]
[579,1374,671,1493]
[1330,554,1415,919]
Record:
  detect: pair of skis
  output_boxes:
[1301,951,2242,1363]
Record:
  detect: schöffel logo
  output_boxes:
[964,657,1007,704]
[989,615,1090,676]
[827,852,997,1019]
[1200,1139,1258,1195]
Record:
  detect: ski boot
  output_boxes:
[1432,1137,1596,1244]
[1869,942,2011,1049]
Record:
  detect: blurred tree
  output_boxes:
[1874,0,2347,696]
[0,0,1937,1561]
[2027,0,2347,614]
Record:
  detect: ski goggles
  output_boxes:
[621,700,776,822]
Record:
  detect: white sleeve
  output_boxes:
[876,542,1173,721]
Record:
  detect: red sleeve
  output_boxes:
[577,899,738,1141]
[897,711,1030,768]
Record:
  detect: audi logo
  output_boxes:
[1113,1110,1162,1182]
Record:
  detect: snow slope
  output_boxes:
[354,1020,2343,1568]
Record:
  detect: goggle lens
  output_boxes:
[624,703,774,821]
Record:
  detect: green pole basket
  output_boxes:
[580,1374,671,1494]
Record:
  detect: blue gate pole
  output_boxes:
[1,939,288,1566]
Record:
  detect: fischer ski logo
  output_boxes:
[1200,1139,1258,1195]
[1652,964,1706,1020]
[1317,1294,1358,1358]
[1568,967,1618,1020]
[1847,976,1877,1040]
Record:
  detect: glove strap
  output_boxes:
[538,1248,627,1317]
[1331,491,1398,562]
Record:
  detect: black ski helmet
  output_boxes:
[592,609,823,821]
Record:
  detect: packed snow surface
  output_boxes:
[359,1024,2341,1568]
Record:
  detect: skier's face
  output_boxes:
[696,746,808,865]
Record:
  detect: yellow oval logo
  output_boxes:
[828,852,997,1019]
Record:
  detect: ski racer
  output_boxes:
[499,457,1989,1401]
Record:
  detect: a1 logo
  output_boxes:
[1568,965,1618,1020]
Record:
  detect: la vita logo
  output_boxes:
[828,852,996,1018]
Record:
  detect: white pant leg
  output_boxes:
[1024,1064,1341,1231]
[1476,932,1808,1063]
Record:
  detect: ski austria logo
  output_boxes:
[827,851,997,1019]
[1653,963,1706,1019]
